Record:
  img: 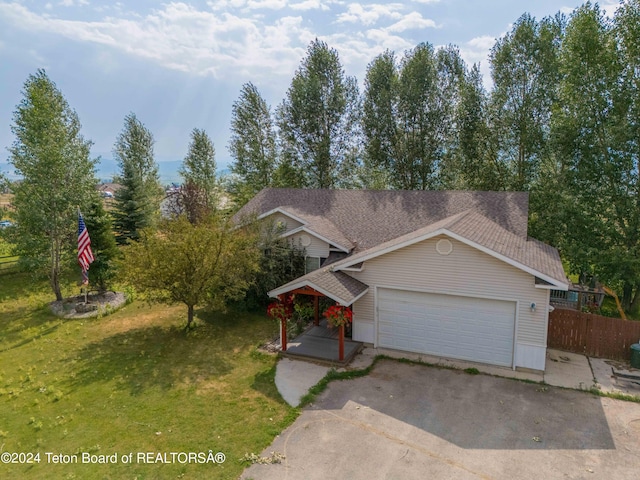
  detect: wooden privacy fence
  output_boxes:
[0,255,19,275]
[548,308,640,361]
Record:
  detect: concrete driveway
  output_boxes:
[242,359,640,480]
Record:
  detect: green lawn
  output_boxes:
[0,272,296,479]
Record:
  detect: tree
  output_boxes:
[121,215,261,329]
[229,83,278,204]
[277,39,361,188]
[489,13,564,190]
[362,50,399,189]
[83,196,118,293]
[8,69,97,301]
[362,43,466,190]
[449,64,505,190]
[180,128,217,206]
[243,220,306,309]
[112,113,161,244]
[169,128,218,224]
[553,3,640,313]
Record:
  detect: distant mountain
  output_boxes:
[1,159,228,186]
[97,158,183,185]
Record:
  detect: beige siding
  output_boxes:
[287,233,329,259]
[271,213,303,232]
[349,235,549,350]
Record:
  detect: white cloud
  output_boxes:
[411,0,440,3]
[385,11,437,32]
[246,0,287,9]
[59,0,89,6]
[289,0,329,11]
[0,2,313,79]
[457,35,499,89]
[207,0,289,10]
[336,3,404,26]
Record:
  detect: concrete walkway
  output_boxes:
[275,347,640,407]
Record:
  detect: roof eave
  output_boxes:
[268,280,368,306]
[281,226,351,253]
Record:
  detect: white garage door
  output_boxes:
[377,289,516,367]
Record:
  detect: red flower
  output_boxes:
[267,293,294,322]
[323,304,353,327]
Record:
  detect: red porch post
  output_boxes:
[338,324,344,361]
[281,318,287,351]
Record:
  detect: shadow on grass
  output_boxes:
[0,271,52,303]
[251,363,284,403]
[66,308,278,396]
[0,305,63,352]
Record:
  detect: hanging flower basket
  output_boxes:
[323,305,353,328]
[267,294,294,322]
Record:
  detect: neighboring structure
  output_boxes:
[236,188,569,371]
[97,182,122,198]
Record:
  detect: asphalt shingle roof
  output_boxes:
[237,188,568,300]
[271,269,369,306]
[333,209,567,285]
[236,188,530,252]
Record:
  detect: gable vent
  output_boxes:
[436,239,453,256]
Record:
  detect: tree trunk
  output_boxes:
[622,282,633,312]
[630,285,640,317]
[51,239,63,301]
[186,304,194,329]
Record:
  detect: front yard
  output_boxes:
[0,272,295,479]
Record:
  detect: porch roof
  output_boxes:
[269,269,369,306]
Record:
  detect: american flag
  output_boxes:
[78,211,95,284]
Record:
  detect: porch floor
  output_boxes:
[281,320,363,365]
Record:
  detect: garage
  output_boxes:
[377,288,516,367]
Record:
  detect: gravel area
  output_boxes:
[49,291,127,319]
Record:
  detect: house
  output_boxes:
[97,182,121,198]
[236,188,569,372]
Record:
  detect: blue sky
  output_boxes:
[0,0,622,179]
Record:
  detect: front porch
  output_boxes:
[281,319,363,365]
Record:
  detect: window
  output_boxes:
[305,256,321,273]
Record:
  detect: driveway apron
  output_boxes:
[242,359,640,480]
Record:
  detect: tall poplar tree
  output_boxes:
[489,13,564,191]
[8,69,97,301]
[362,43,466,190]
[229,83,278,204]
[277,39,361,188]
[553,3,640,312]
[362,50,399,189]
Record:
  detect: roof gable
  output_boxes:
[333,210,568,288]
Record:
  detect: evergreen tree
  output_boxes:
[112,113,161,244]
[181,128,217,202]
[83,196,118,293]
[176,128,217,223]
